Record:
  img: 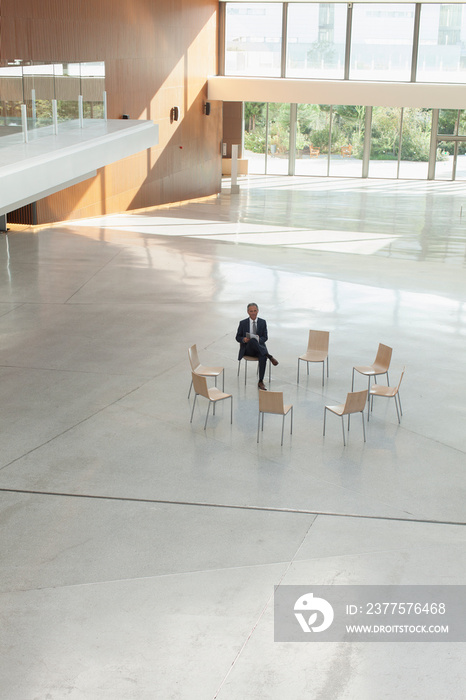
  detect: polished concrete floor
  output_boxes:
[1,175,465,699]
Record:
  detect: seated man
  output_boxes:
[236,303,278,390]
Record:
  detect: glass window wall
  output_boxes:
[328,106,365,177]
[241,100,463,181]
[398,108,432,179]
[368,107,402,178]
[417,4,466,83]
[295,104,329,176]
[350,3,415,81]
[267,103,291,174]
[286,3,347,79]
[243,102,267,173]
[225,3,283,76]
[435,140,456,179]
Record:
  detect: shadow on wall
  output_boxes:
[5,0,221,222]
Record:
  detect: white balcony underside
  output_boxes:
[0,119,159,216]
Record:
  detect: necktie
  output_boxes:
[253,321,257,335]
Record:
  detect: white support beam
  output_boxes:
[208,76,466,110]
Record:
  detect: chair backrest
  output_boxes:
[191,371,209,399]
[342,390,368,415]
[374,343,392,371]
[396,367,405,391]
[259,391,285,415]
[307,330,329,353]
[188,344,200,372]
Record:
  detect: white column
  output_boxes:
[21,104,28,143]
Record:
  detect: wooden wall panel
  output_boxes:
[1,0,222,223]
[222,101,243,159]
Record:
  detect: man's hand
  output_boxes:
[243,337,249,343]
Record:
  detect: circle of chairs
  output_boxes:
[188,336,403,446]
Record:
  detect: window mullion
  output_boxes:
[281,3,288,78]
[411,4,421,83]
[344,3,353,81]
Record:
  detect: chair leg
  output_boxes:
[204,401,211,430]
[361,411,366,442]
[190,394,197,423]
[230,395,233,424]
[326,357,329,377]
[394,395,401,423]
[290,407,293,435]
[323,407,327,436]
[188,380,193,399]
[222,369,225,392]
[321,361,324,387]
[341,416,346,446]
[257,411,261,443]
[351,368,355,391]
[245,360,247,385]
[297,358,300,384]
[237,361,241,377]
[281,415,285,446]
[397,392,403,416]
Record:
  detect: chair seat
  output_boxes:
[208,387,231,401]
[194,363,224,376]
[325,403,345,416]
[283,404,293,416]
[353,364,386,376]
[298,350,328,362]
[238,355,271,384]
[370,385,397,398]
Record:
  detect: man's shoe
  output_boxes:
[269,356,279,366]
[258,381,267,390]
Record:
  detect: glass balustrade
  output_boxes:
[0,61,105,149]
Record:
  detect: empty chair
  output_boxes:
[297,330,329,386]
[369,368,405,423]
[352,343,392,397]
[257,391,293,446]
[237,355,271,385]
[190,372,232,430]
[188,344,224,398]
[323,390,367,446]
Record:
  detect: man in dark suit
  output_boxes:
[236,303,279,390]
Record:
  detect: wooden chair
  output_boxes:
[188,344,224,398]
[190,372,232,430]
[352,343,392,398]
[369,368,405,423]
[340,145,352,157]
[309,145,320,158]
[323,390,367,446]
[237,355,271,385]
[297,330,329,386]
[257,391,293,446]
